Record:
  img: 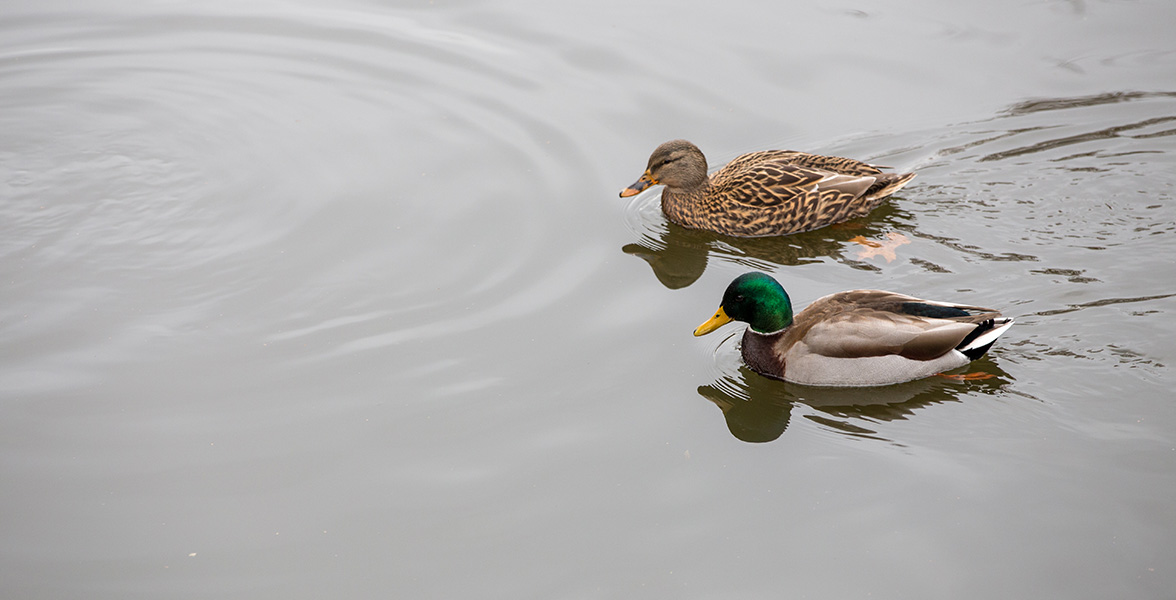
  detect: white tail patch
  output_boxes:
[961,318,1014,352]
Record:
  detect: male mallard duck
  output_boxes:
[694,272,1014,386]
[620,139,916,238]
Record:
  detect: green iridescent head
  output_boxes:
[694,272,794,335]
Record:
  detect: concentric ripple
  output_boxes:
[0,2,625,400]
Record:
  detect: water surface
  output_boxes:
[2,0,1175,598]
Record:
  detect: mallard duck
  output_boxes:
[620,139,916,238]
[694,272,1014,386]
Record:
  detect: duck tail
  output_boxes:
[865,172,917,201]
[958,317,1015,361]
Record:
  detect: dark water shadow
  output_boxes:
[998,90,1176,117]
[696,359,1013,444]
[622,202,914,289]
[931,89,1176,166]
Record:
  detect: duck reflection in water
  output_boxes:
[698,360,1013,444]
[622,203,913,290]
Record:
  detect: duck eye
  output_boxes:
[734,294,745,303]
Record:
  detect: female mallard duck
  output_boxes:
[620,139,916,238]
[694,272,1014,386]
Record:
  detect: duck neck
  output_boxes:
[660,182,713,228]
[741,327,787,379]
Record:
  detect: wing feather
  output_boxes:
[792,290,1003,361]
[711,155,879,210]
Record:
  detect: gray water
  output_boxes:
[3,0,1175,598]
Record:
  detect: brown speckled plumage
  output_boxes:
[620,140,916,238]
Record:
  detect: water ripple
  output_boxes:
[0,3,614,396]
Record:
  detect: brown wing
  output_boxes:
[680,150,915,237]
[774,152,887,177]
[711,151,878,208]
[790,290,1003,361]
[706,152,881,235]
[712,163,825,208]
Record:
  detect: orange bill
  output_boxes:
[619,171,656,197]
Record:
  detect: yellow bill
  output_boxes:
[694,306,732,336]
